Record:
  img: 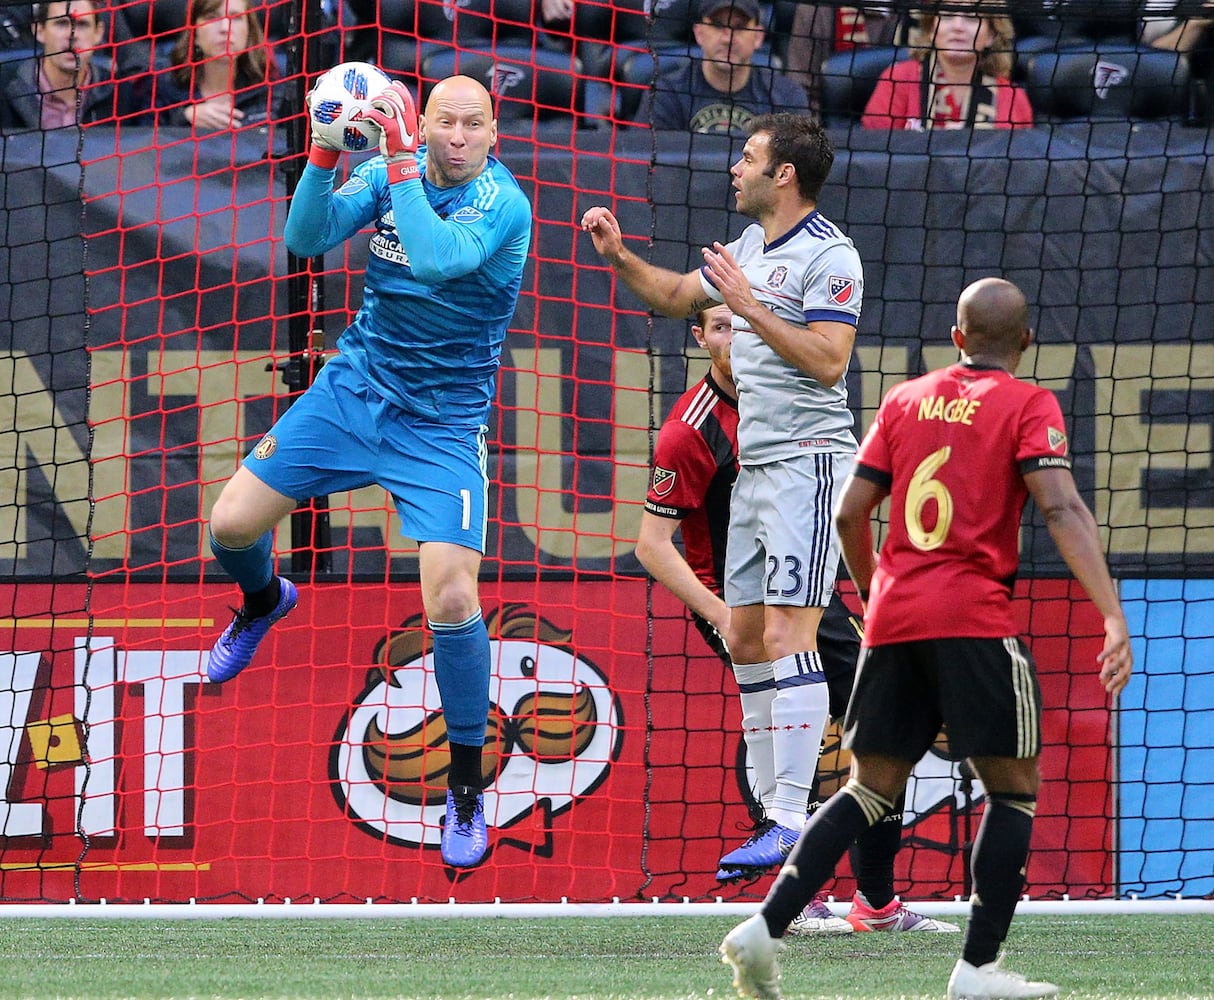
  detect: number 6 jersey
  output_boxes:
[852,361,1073,645]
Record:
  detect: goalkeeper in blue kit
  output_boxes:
[203,74,532,869]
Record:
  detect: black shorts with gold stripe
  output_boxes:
[843,636,1043,762]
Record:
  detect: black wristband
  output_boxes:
[691,612,731,667]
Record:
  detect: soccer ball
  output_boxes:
[308,61,392,153]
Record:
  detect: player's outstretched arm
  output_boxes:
[580,206,708,319]
[635,511,730,638]
[1025,466,1133,695]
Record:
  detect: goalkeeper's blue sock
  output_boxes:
[430,610,491,786]
[209,530,279,615]
[963,792,1036,968]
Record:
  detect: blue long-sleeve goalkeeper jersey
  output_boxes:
[284,148,532,423]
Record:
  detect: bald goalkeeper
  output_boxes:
[203,75,532,870]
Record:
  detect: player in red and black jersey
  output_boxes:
[721,278,1133,998]
[639,304,957,935]
[638,304,739,665]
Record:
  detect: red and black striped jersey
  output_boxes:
[645,371,739,593]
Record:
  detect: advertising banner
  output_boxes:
[0,578,1110,902]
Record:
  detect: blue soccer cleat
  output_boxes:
[716,862,771,884]
[441,785,488,868]
[719,818,800,871]
[206,577,298,684]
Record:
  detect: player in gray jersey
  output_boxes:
[582,113,865,877]
[728,216,861,462]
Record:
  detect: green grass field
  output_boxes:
[0,914,1209,999]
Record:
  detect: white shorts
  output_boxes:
[724,451,854,609]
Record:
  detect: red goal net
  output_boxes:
[0,0,1210,905]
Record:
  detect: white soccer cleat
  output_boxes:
[719,913,785,999]
[845,890,960,932]
[785,896,854,936]
[947,955,1059,999]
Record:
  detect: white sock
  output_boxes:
[769,650,830,830]
[731,660,776,811]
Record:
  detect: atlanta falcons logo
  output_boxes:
[1093,60,1129,100]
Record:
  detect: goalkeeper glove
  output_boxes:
[365,81,421,183]
[304,84,342,170]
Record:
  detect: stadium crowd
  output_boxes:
[0,0,1210,135]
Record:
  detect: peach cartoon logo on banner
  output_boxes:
[332,604,621,854]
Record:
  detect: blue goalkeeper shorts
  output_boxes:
[242,354,489,552]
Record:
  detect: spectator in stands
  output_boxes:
[0,0,142,131]
[539,0,576,35]
[861,0,1034,129]
[642,0,810,134]
[1142,3,1214,108]
[782,4,906,114]
[153,0,284,131]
